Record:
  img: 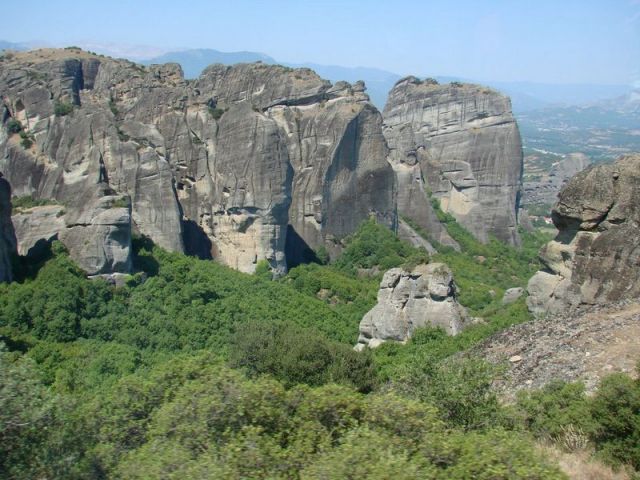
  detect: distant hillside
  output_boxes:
[0,40,28,51]
[2,42,635,113]
[517,103,640,162]
[598,88,640,113]
[486,81,632,113]
[144,48,277,77]
[144,50,401,108]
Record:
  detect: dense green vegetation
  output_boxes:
[54,100,74,117]
[11,195,59,213]
[0,217,637,478]
[405,198,552,313]
[515,373,640,470]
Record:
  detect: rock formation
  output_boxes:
[0,173,17,282]
[523,152,591,207]
[356,263,470,349]
[383,77,523,246]
[12,205,66,258]
[502,287,524,305]
[12,185,133,275]
[527,154,640,316]
[0,49,395,274]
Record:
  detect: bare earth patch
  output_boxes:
[472,300,640,400]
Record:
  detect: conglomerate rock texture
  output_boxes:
[383,77,523,246]
[356,263,470,350]
[0,49,395,274]
[0,173,16,282]
[527,154,640,316]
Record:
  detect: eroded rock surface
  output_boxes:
[58,185,132,275]
[523,152,591,207]
[0,49,395,274]
[527,154,640,316]
[12,185,133,275]
[383,77,522,246]
[12,204,66,257]
[356,263,469,349]
[0,174,17,282]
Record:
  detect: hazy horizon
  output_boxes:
[3,0,639,87]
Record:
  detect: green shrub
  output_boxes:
[254,259,272,280]
[315,246,330,265]
[397,356,503,430]
[54,101,73,117]
[19,130,33,149]
[208,106,225,120]
[229,320,377,392]
[110,198,129,209]
[515,380,595,442]
[6,118,23,134]
[108,99,118,116]
[11,195,58,213]
[589,372,640,468]
[514,370,640,470]
[334,218,428,273]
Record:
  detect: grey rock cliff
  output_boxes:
[356,263,470,349]
[12,186,133,275]
[0,50,395,274]
[0,174,17,282]
[523,153,591,207]
[59,185,132,275]
[12,204,66,257]
[383,77,523,246]
[527,154,640,316]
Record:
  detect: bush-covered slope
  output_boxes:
[0,219,637,478]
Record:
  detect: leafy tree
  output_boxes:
[589,372,640,468]
[229,320,377,392]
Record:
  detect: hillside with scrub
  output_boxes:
[2,213,639,479]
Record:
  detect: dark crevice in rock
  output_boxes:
[284,224,320,268]
[182,218,213,260]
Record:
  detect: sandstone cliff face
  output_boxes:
[383,77,523,246]
[0,50,395,274]
[527,154,640,316]
[355,263,470,350]
[0,174,16,282]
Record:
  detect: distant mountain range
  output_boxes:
[1,41,635,113]
[0,40,29,51]
[141,49,277,76]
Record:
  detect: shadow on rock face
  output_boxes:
[182,219,213,260]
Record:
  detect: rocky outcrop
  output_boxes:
[58,185,132,275]
[356,263,470,349]
[523,153,591,207]
[12,185,133,275]
[12,204,66,257]
[383,77,522,246]
[0,173,17,282]
[527,154,640,316]
[473,300,640,399]
[502,287,524,305]
[0,49,395,274]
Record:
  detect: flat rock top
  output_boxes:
[384,76,507,112]
[472,300,640,400]
[1,48,101,63]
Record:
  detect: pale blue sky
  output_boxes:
[4,0,639,85]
